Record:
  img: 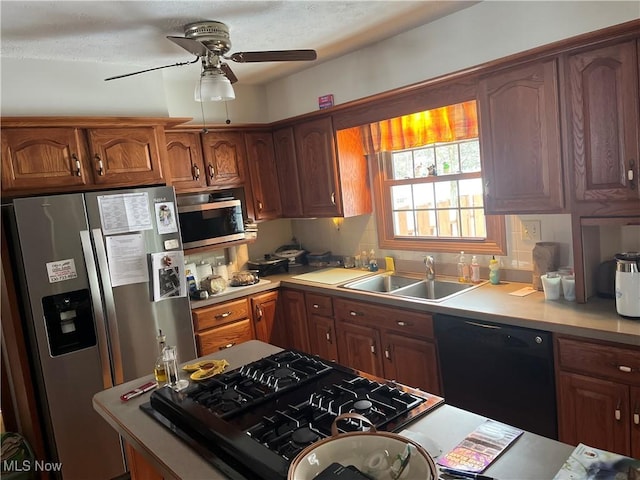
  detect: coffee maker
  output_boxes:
[615,252,640,318]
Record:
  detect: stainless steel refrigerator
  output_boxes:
[4,186,196,479]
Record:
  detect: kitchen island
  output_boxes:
[94,340,574,480]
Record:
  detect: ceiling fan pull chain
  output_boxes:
[225,101,231,125]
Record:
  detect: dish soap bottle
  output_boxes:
[368,249,379,272]
[489,256,500,285]
[457,251,469,283]
[154,329,167,384]
[471,255,481,283]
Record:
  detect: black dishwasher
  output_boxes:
[434,314,557,439]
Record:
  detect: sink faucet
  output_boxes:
[424,256,436,281]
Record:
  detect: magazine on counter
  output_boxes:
[552,443,640,479]
[437,420,523,473]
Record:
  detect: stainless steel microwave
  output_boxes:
[177,198,245,249]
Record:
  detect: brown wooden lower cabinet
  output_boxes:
[556,335,640,458]
[333,297,441,395]
[125,443,163,480]
[277,288,311,352]
[251,290,286,347]
[306,293,338,362]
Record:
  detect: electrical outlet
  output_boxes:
[522,220,541,241]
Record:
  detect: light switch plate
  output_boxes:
[522,220,541,241]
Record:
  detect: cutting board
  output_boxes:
[291,268,373,285]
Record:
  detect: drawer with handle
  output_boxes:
[192,298,250,331]
[305,293,333,317]
[195,319,254,356]
[557,336,640,385]
[333,297,433,339]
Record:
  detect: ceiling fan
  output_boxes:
[105,20,317,101]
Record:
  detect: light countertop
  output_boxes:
[93,340,575,480]
[190,268,640,347]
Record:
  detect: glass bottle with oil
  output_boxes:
[154,329,167,384]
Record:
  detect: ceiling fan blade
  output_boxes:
[220,63,238,84]
[104,58,199,81]
[167,36,210,57]
[228,49,317,63]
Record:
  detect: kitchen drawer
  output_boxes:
[333,298,433,339]
[192,298,250,331]
[195,319,254,355]
[305,293,333,318]
[557,336,640,386]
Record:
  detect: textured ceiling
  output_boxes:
[0,1,477,85]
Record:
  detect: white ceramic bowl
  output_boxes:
[288,430,436,480]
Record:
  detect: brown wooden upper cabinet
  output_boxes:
[86,127,164,187]
[274,117,372,218]
[201,131,248,188]
[562,38,640,216]
[2,125,166,195]
[164,131,207,191]
[478,58,564,214]
[273,127,304,217]
[244,131,282,221]
[165,129,250,193]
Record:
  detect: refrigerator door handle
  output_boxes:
[80,229,114,390]
[91,228,125,385]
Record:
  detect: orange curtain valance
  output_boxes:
[367,100,478,152]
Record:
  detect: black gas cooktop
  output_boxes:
[142,350,443,480]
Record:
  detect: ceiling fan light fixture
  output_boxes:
[194,69,235,102]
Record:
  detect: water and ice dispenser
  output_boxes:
[41,289,96,356]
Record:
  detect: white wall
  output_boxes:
[265,1,640,121]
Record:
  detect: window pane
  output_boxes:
[460,140,481,173]
[412,183,435,209]
[459,178,484,207]
[436,209,460,237]
[391,185,413,210]
[415,210,437,236]
[460,208,487,237]
[413,148,433,178]
[435,144,458,175]
[434,181,459,208]
[393,210,415,236]
[392,151,412,179]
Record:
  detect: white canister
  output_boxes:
[541,273,561,300]
[561,274,576,301]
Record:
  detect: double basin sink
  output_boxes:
[341,272,483,302]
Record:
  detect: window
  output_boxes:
[366,100,506,254]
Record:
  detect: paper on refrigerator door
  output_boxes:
[105,234,148,287]
[98,192,153,235]
[151,251,186,301]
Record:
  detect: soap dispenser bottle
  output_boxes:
[471,255,481,283]
[457,251,469,283]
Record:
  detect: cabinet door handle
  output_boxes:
[370,344,376,354]
[628,159,636,189]
[257,201,263,212]
[312,304,320,309]
[326,330,332,344]
[349,310,364,316]
[330,192,336,205]
[615,399,622,421]
[219,342,235,350]
[255,305,263,320]
[618,365,633,373]
[95,155,104,176]
[215,311,232,319]
[73,154,81,176]
[634,402,639,425]
[208,164,215,179]
[384,347,391,360]
[484,180,490,196]
[193,165,200,180]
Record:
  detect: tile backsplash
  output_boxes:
[239,213,575,282]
